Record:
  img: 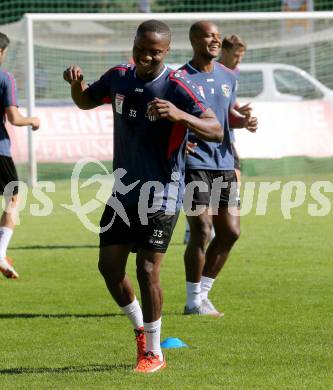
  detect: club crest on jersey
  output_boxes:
[221,84,231,97]
[115,94,125,114]
[146,101,158,122]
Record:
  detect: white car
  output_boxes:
[168,62,333,104]
[237,63,333,104]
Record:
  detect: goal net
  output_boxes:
[1,12,333,183]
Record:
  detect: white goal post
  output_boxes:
[17,11,333,185]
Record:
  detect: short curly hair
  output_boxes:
[136,20,171,43]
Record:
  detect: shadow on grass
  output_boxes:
[11,244,98,250]
[12,243,184,250]
[0,313,121,319]
[0,364,133,375]
[0,311,182,319]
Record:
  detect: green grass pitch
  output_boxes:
[0,175,332,389]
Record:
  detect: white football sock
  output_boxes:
[186,281,201,309]
[0,227,13,259]
[200,276,215,300]
[120,297,144,330]
[144,318,163,361]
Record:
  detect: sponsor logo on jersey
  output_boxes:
[221,84,231,97]
[135,88,143,92]
[115,94,125,114]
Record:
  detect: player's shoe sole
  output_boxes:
[0,256,19,279]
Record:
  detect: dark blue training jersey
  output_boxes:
[181,61,237,171]
[87,64,208,211]
[0,68,18,157]
[229,66,240,144]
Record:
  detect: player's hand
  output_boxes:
[244,116,258,133]
[148,98,182,122]
[31,117,40,131]
[63,65,84,85]
[185,142,197,155]
[236,103,252,117]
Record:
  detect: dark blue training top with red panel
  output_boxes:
[0,67,18,157]
[87,64,208,211]
[180,61,237,171]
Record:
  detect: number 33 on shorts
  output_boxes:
[129,109,137,117]
[153,229,163,238]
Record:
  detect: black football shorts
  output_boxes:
[99,204,179,253]
[0,155,19,196]
[184,169,239,210]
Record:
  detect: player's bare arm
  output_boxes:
[63,65,98,110]
[149,98,223,141]
[5,106,40,130]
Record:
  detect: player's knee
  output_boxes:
[98,255,108,277]
[4,193,19,209]
[213,225,240,251]
[10,194,19,204]
[190,220,212,246]
[98,255,122,282]
[228,225,241,244]
[136,260,158,286]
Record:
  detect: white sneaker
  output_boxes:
[183,299,224,317]
[0,257,19,279]
[200,298,224,317]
